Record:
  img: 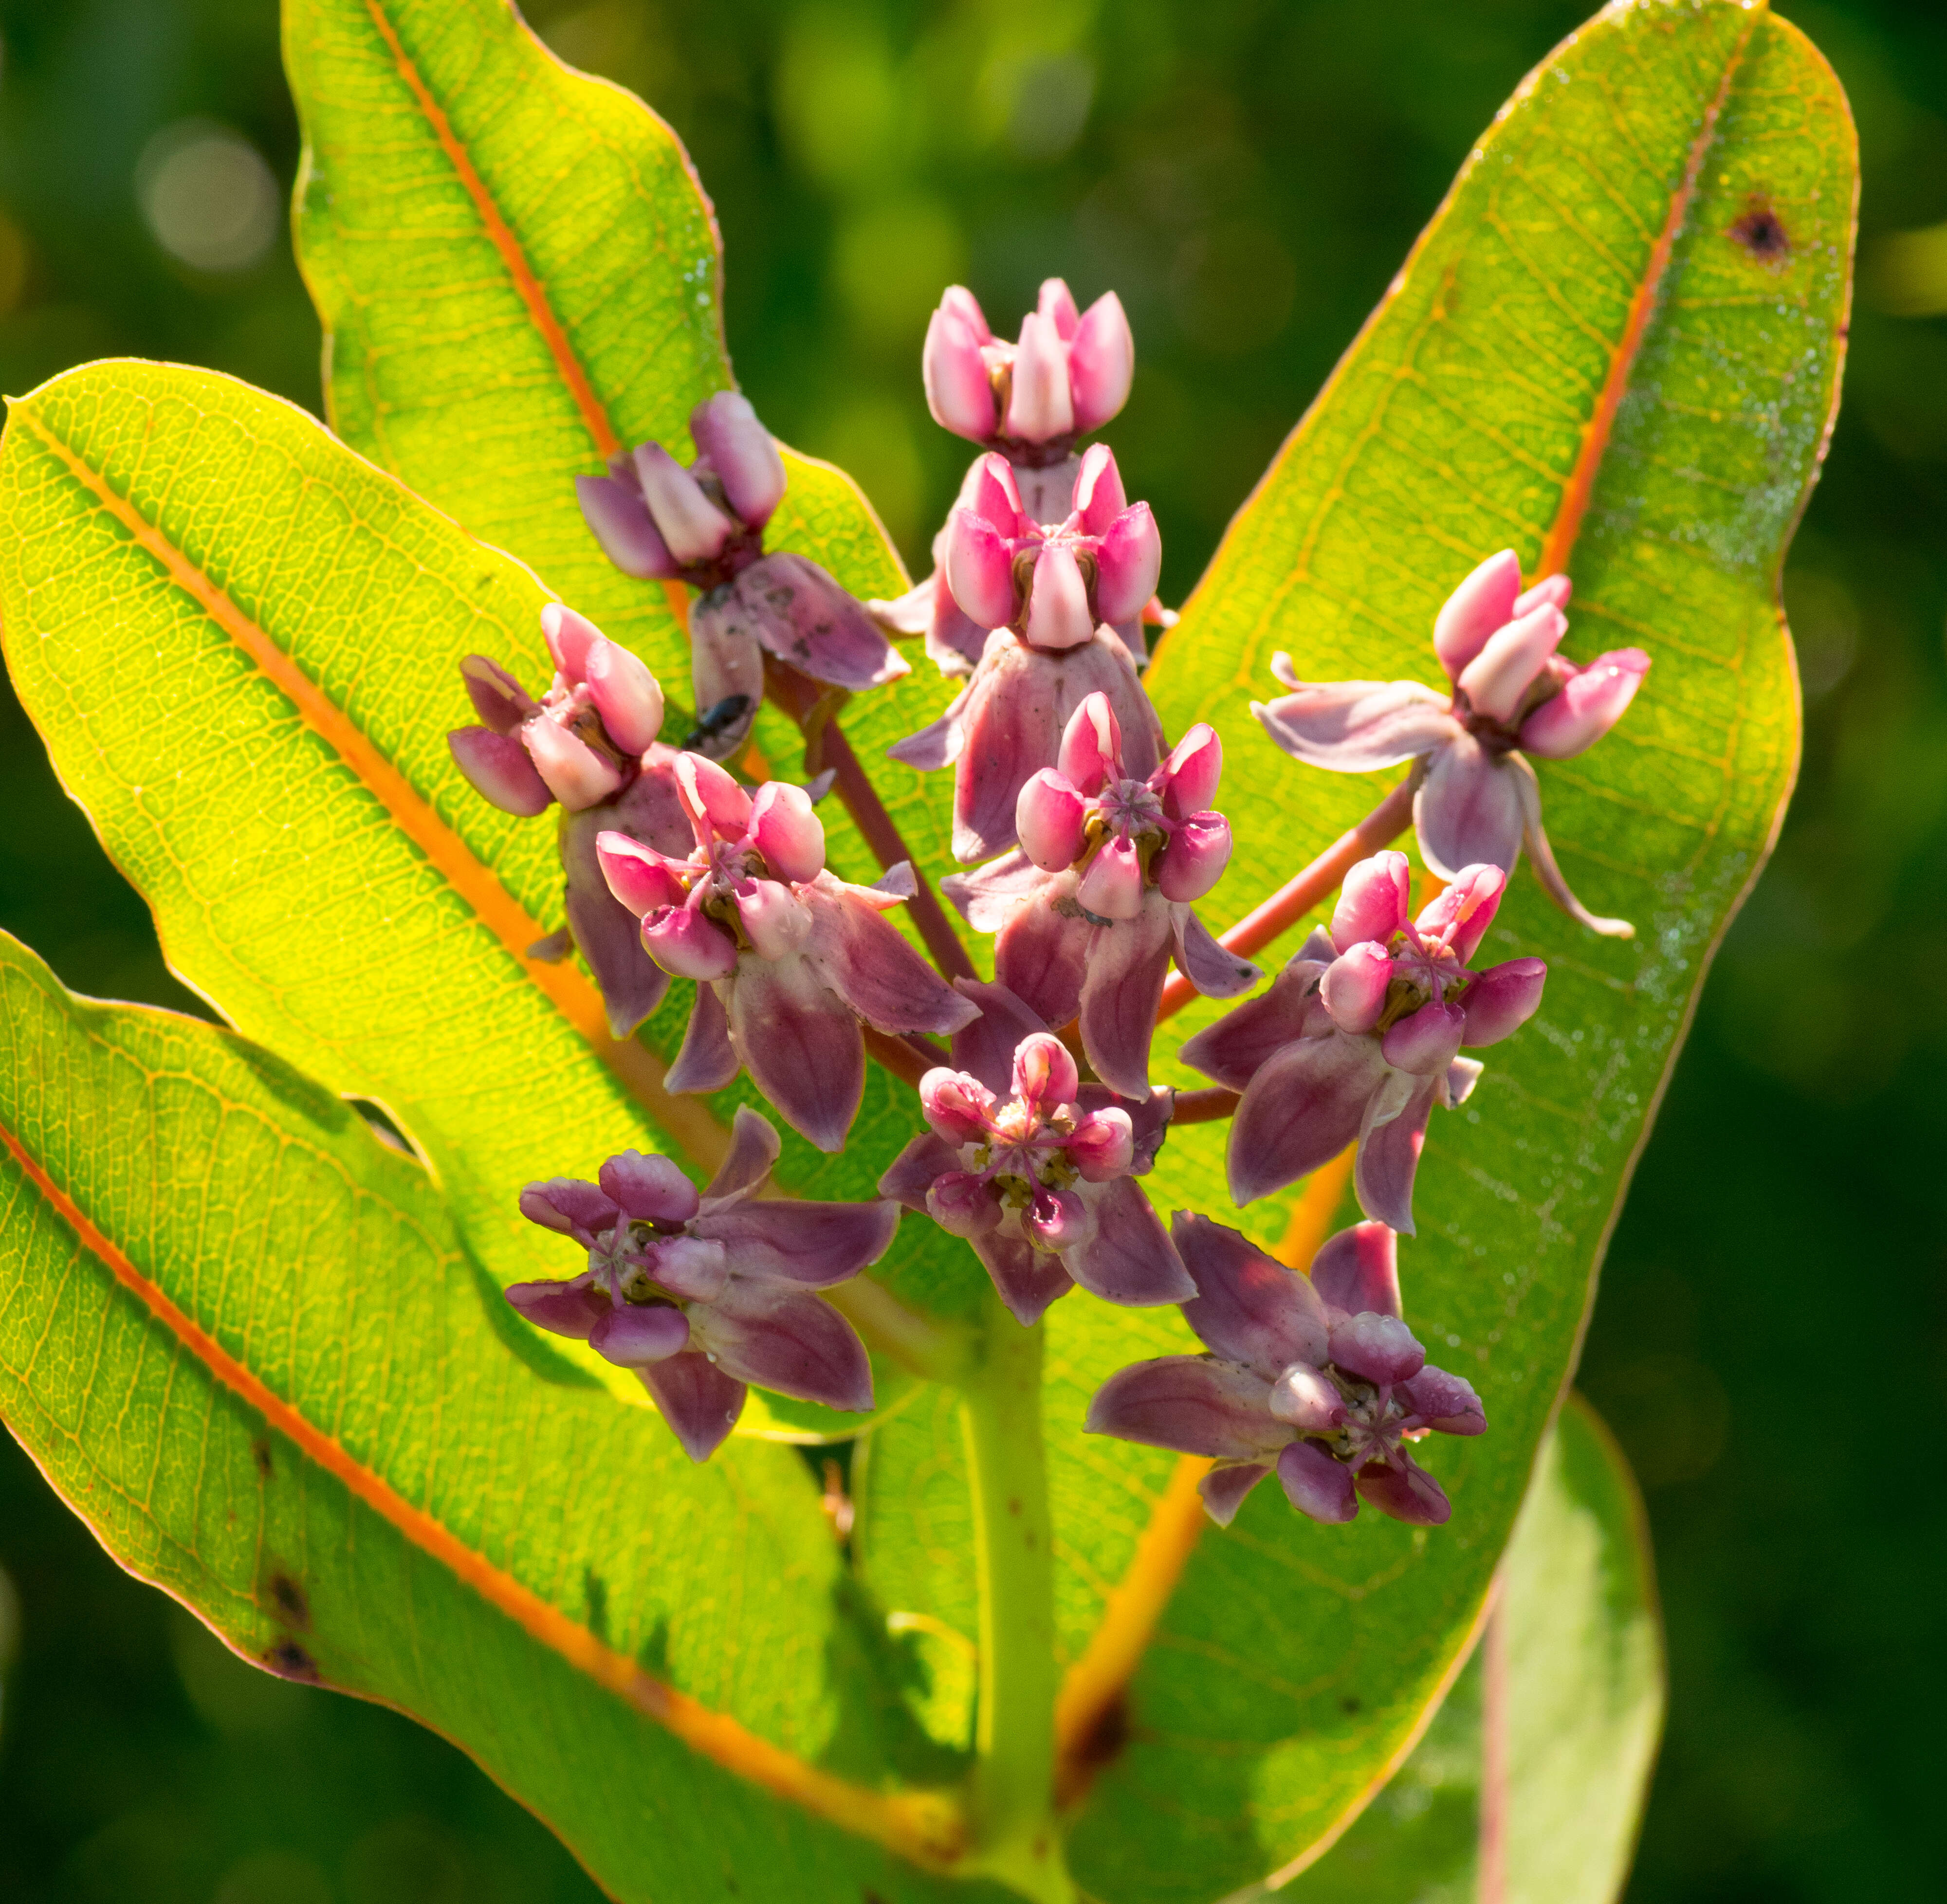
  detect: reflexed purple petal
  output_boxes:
[1227,1032,1384,1206]
[689,389,788,530]
[1511,755,1636,938]
[888,690,968,772]
[952,639,1066,861]
[598,1150,700,1226]
[1198,1461,1271,1527]
[948,978,1054,1095]
[1167,907,1260,1000]
[994,887,1093,1030]
[1356,1456,1451,1526]
[940,848,1048,934]
[607,749,694,857]
[1078,896,1173,1098]
[1309,1222,1403,1322]
[1278,1440,1359,1523]
[1328,1311,1426,1386]
[878,1132,962,1210]
[519,1177,618,1245]
[1063,1178,1194,1305]
[1432,549,1524,680]
[1401,1366,1487,1435]
[1414,735,1524,880]
[1332,850,1412,952]
[1172,1211,1331,1370]
[696,1198,899,1286]
[642,1235,730,1301]
[736,554,910,691]
[800,879,980,1037]
[1269,1365,1347,1433]
[505,1274,606,1340]
[565,875,670,1039]
[728,953,865,1153]
[1461,957,1546,1046]
[588,1300,691,1368]
[576,474,681,580]
[1085,1355,1287,1459]
[1380,1000,1465,1077]
[641,1350,747,1463]
[696,1282,874,1412]
[973,1233,1075,1325]
[667,980,740,1094]
[1354,1072,1436,1235]
[1178,962,1331,1092]
[701,1103,784,1207]
[459,654,539,733]
[1254,679,1457,773]
[449,728,554,817]
[1442,1055,1485,1109]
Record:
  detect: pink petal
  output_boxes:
[1038,276,1081,338]
[598,1150,700,1226]
[1176,961,1330,1092]
[1167,907,1260,1000]
[1070,442,1126,531]
[701,1104,783,1207]
[1415,860,1507,962]
[879,1132,963,1210]
[1067,1107,1134,1182]
[941,284,992,339]
[728,954,865,1153]
[1064,1178,1195,1305]
[968,452,1029,532]
[595,832,688,918]
[800,879,981,1037]
[1171,1211,1331,1370]
[576,474,680,580]
[994,888,1093,1029]
[449,727,553,817]
[1356,1456,1451,1526]
[642,904,739,981]
[1005,309,1075,440]
[697,1198,899,1286]
[1461,957,1546,1045]
[666,979,739,1093]
[1078,895,1174,1099]
[689,389,788,530]
[1255,677,1457,773]
[924,306,1000,441]
[1227,1032,1385,1206]
[1332,849,1412,952]
[1197,1461,1271,1527]
[1268,1365,1347,1433]
[1028,1182,1094,1254]
[1455,601,1567,723]
[1320,943,1392,1034]
[1023,542,1094,652]
[887,696,966,773]
[1093,503,1161,624]
[505,1274,607,1340]
[1353,1072,1436,1235]
[674,751,753,842]
[1401,1367,1487,1436]
[1328,1310,1426,1386]
[1076,835,1146,921]
[633,441,735,564]
[1085,1355,1287,1460]
[1380,1000,1465,1077]
[582,640,665,755]
[642,1350,747,1463]
[1156,724,1222,818]
[1058,691,1122,792]
[1513,571,1572,617]
[919,1066,999,1144]
[948,977,1056,1095]
[1443,1055,1485,1108]
[1413,735,1524,880]
[1432,549,1523,681]
[973,1234,1074,1325]
[541,601,602,680]
[735,878,811,961]
[733,554,910,691]
[1510,755,1636,938]
[695,1281,873,1412]
[1153,814,1230,903]
[1517,648,1650,759]
[588,1300,692,1369]
[1068,290,1135,433]
[1016,769,1087,871]
[1013,1031,1079,1111]
[1309,1222,1402,1322]
[1278,1440,1359,1523]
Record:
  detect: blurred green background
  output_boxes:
[0,0,1941,1898]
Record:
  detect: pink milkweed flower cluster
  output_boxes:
[1255,549,1650,937]
[942,692,1259,1098]
[880,981,1191,1324]
[576,389,907,760]
[923,278,1135,456]
[596,751,978,1153]
[1181,851,1546,1233]
[447,602,690,1039]
[509,1107,897,1462]
[1087,1217,1485,1527]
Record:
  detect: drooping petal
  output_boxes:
[1353,1072,1437,1235]
[1414,734,1525,879]
[1227,1032,1385,1206]
[641,1350,747,1463]
[800,878,981,1037]
[887,692,968,772]
[1510,754,1636,938]
[972,1232,1074,1325]
[994,887,1094,1028]
[1068,290,1135,433]
[1308,1222,1403,1322]
[1177,962,1330,1092]
[1356,1455,1451,1526]
[1415,860,1507,961]
[1255,677,1457,773]
[947,977,1054,1095]
[1078,895,1174,1099]
[1320,943,1393,1034]
[950,640,1067,861]
[1517,648,1651,758]
[633,441,735,564]
[685,594,764,762]
[588,1300,692,1369]
[878,1131,962,1210]
[448,727,553,817]
[702,1103,785,1207]
[1460,957,1546,1045]
[728,953,866,1153]
[505,1273,607,1340]
[1167,907,1260,1001]
[1332,849,1413,952]
[1063,1178,1195,1305]
[1442,1055,1485,1108]
[1401,1367,1487,1435]
[575,473,681,580]
[1085,1355,1287,1460]
[1455,601,1567,724]
[1278,1440,1359,1523]
[598,1150,701,1226]
[519,1178,618,1246]
[734,554,910,692]
[697,1198,900,1286]
[1197,1461,1272,1527]
[1171,1211,1331,1371]
[689,389,788,530]
[1328,1311,1426,1386]
[940,847,1048,934]
[667,980,740,1094]
[565,872,670,1039]
[1431,549,1524,681]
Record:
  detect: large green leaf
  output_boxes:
[854,2,1849,1896]
[0,930,981,1904]
[1286,1394,1665,1904]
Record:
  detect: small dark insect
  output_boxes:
[264,1639,319,1681]
[269,1572,311,1629]
[681,693,752,751]
[1730,196,1790,263]
[251,1438,272,1480]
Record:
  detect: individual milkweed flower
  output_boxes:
[1086,1215,1486,1527]
[922,277,1135,453]
[879,981,1192,1324]
[1179,851,1546,1233]
[596,751,979,1153]
[508,1107,897,1462]
[940,693,1259,1098]
[1253,549,1650,937]
[576,389,907,760]
[447,601,689,1038]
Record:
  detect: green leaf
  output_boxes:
[0,929,981,1902]
[1285,1394,1665,1904]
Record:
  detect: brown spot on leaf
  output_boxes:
[1341,1694,1362,1714]
[251,1438,272,1480]
[269,1573,310,1630]
[264,1640,319,1681]
[1071,1686,1132,1775]
[1729,196,1790,264]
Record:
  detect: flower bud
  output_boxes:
[596,832,688,916]
[1380,999,1466,1076]
[1329,1310,1426,1386]
[1332,850,1412,952]
[1071,442,1127,534]
[1092,502,1162,624]
[734,878,810,959]
[575,474,681,579]
[642,905,739,980]
[919,1068,997,1144]
[674,752,753,840]
[1076,835,1146,920]
[1157,724,1223,819]
[1154,812,1231,902]
[524,717,624,810]
[689,390,787,530]
[1320,942,1393,1034]
[1067,1107,1135,1182]
[1068,291,1135,433]
[1022,541,1094,650]
[1455,600,1568,723]
[448,727,553,816]
[1058,692,1121,794]
[1460,956,1546,1046]
[1005,310,1076,441]
[1277,1439,1358,1524]
[1517,649,1651,759]
[927,1171,1001,1237]
[584,638,666,754]
[1016,769,1088,871]
[749,780,826,884]
[1269,1364,1348,1433]
[598,1149,703,1225]
[460,653,538,733]
[1432,548,1523,680]
[944,507,1019,630]
[1416,862,1506,962]
[633,442,736,565]
[1012,1032,1079,1111]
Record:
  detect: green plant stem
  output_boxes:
[958,1287,1074,1904]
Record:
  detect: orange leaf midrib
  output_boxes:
[0,1111,964,1867]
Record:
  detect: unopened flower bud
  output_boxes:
[525,717,624,810]
[448,727,553,816]
[1517,649,1651,759]
[1067,1107,1135,1182]
[1157,724,1222,819]
[689,390,787,531]
[1012,1031,1079,1110]
[1320,942,1393,1034]
[1077,835,1146,920]
[1380,999,1466,1076]
[944,506,1019,630]
[1332,850,1412,951]
[596,832,688,917]
[1092,501,1161,624]
[1431,548,1523,679]
[928,1170,1001,1237]
[633,442,736,565]
[923,304,1001,441]
[583,639,666,755]
[1459,956,1546,1045]
[574,474,681,579]
[1068,291,1135,433]
[1022,541,1094,650]
[1153,812,1231,902]
[1005,310,1076,441]
[642,905,738,980]
[919,1068,997,1144]
[749,781,826,884]
[1456,600,1568,723]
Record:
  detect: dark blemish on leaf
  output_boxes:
[862,1892,888,1904]
[1008,1497,1022,1517]
[584,1567,610,1645]
[1341,1694,1361,1714]
[269,1573,310,1629]
[1729,196,1790,264]
[251,1438,272,1480]
[264,1640,319,1681]
[1071,1687,1131,1774]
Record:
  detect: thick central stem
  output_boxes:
[959,1288,1073,1904]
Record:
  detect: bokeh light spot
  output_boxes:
[136,119,280,275]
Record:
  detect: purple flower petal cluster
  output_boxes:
[942,692,1260,1098]
[1254,549,1650,936]
[1087,1215,1485,1527]
[880,981,1193,1324]
[1181,851,1545,1232]
[509,1107,898,1462]
[577,390,907,760]
[446,601,690,1038]
[597,751,979,1153]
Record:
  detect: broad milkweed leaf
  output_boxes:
[0,930,983,1903]
[852,3,1850,1896]
[1283,1393,1664,1904]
